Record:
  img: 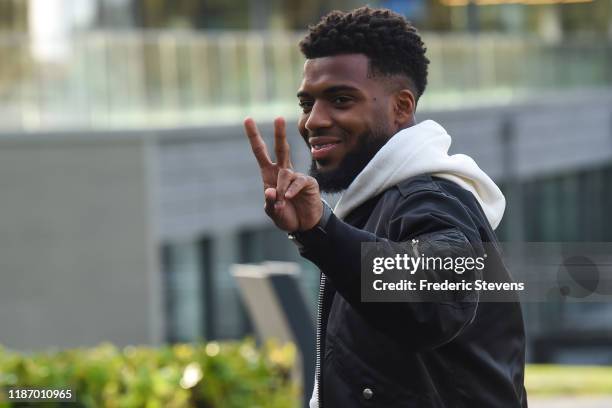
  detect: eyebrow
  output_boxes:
[296,85,360,98]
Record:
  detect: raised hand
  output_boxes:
[244,117,323,232]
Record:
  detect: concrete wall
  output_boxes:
[0,134,162,350]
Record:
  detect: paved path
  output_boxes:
[530,396,612,408]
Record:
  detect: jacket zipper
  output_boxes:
[315,273,326,408]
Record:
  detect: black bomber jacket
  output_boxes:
[298,175,528,408]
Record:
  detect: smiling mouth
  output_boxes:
[311,141,341,160]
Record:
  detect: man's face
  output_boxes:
[297,54,396,193]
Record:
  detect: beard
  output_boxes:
[309,127,391,194]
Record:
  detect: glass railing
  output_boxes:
[0,30,610,131]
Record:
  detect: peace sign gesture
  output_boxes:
[244,117,323,232]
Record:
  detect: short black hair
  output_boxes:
[299,6,429,100]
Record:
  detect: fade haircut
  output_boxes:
[299,6,429,100]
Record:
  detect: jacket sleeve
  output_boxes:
[298,188,484,351]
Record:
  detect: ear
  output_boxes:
[393,89,416,128]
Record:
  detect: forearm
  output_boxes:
[297,213,480,350]
[298,212,380,299]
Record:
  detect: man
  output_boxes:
[244,6,527,408]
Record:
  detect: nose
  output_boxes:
[304,101,333,133]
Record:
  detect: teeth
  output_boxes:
[313,143,333,150]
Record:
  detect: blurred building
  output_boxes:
[2,0,612,33]
[0,0,611,366]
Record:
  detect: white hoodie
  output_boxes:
[333,119,505,228]
[309,119,506,408]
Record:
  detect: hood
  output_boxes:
[333,120,506,230]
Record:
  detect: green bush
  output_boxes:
[0,339,299,407]
[526,364,612,396]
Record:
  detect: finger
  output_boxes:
[285,174,309,199]
[244,117,272,169]
[276,168,296,205]
[274,117,291,169]
[264,188,277,216]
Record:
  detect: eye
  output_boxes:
[298,99,313,112]
[331,96,352,106]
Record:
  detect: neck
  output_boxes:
[393,115,416,136]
